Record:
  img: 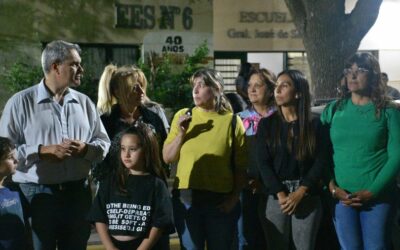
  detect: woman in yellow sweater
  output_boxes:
[163,68,247,250]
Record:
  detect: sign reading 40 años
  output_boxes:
[162,36,184,52]
[143,32,212,56]
[115,3,193,30]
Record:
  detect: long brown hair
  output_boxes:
[338,52,388,116]
[113,123,167,194]
[271,70,316,161]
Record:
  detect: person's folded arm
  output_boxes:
[301,118,331,191]
[255,117,286,194]
[0,98,41,167]
[163,134,185,164]
[137,227,164,250]
[82,109,111,163]
[95,223,118,250]
[368,108,400,197]
[232,115,248,195]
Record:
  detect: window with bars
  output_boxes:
[79,44,140,80]
[214,58,241,92]
[286,52,312,84]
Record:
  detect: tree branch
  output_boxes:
[347,0,383,39]
[284,0,307,35]
[304,0,344,14]
[303,0,346,34]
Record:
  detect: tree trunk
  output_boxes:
[284,0,383,100]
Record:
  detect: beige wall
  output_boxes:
[0,0,213,67]
[213,0,304,51]
[34,0,212,44]
[0,0,213,110]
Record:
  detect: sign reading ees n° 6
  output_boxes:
[114,3,193,30]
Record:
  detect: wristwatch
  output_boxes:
[331,187,337,198]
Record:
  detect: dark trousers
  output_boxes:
[234,190,267,250]
[172,189,240,250]
[19,179,92,250]
[110,234,170,250]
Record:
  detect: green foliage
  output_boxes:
[2,52,98,102]
[76,73,98,102]
[139,41,210,112]
[76,53,98,102]
[2,43,210,109]
[2,62,43,93]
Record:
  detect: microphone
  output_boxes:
[185,108,193,123]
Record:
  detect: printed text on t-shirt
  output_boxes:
[106,202,151,232]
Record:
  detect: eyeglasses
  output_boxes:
[343,67,369,76]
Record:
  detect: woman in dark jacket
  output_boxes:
[256,69,328,250]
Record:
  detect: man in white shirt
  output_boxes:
[0,40,110,250]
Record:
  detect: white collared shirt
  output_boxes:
[0,79,110,184]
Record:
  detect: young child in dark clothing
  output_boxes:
[0,136,25,250]
[88,123,174,250]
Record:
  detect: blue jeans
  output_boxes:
[19,180,92,250]
[172,190,240,250]
[333,198,395,250]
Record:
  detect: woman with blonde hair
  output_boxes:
[95,64,170,179]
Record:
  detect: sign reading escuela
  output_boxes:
[214,0,305,51]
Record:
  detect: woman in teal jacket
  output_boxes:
[321,52,400,249]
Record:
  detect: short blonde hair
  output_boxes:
[97,64,148,115]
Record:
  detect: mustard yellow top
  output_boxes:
[165,107,247,193]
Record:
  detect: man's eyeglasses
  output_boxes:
[343,67,369,77]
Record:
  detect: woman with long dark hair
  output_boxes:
[256,69,326,250]
[321,52,400,249]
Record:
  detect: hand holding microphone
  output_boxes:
[178,109,192,135]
